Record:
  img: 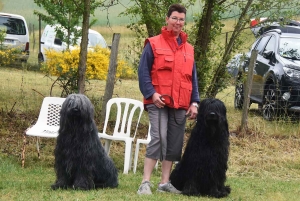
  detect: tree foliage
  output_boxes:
[33,0,104,48]
[191,0,225,96]
[199,0,300,98]
[35,0,80,48]
[34,0,300,97]
[33,0,118,94]
[120,0,300,98]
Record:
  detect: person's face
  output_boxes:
[165,11,185,37]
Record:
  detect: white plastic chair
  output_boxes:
[98,98,144,174]
[21,97,66,167]
[133,123,158,173]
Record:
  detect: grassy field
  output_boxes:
[1,67,300,200]
[1,1,300,200]
[1,155,300,201]
[0,0,204,27]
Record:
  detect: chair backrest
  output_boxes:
[102,98,144,138]
[32,97,66,136]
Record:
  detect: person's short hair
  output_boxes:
[167,4,186,17]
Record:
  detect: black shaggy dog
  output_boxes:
[51,94,118,190]
[170,98,230,198]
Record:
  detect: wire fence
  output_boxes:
[1,66,300,138]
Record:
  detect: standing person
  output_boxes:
[137,3,200,195]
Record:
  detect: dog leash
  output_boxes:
[158,94,187,161]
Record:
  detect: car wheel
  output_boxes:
[234,81,244,109]
[262,84,280,121]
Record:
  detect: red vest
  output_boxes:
[144,27,194,110]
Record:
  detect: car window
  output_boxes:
[264,36,276,52]
[255,35,271,54]
[0,16,26,35]
[279,37,300,60]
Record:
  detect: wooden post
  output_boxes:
[101,33,121,122]
[241,49,258,136]
[38,15,41,66]
[32,24,35,53]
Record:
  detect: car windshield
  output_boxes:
[0,16,26,35]
[279,37,300,60]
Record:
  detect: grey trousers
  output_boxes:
[145,104,186,161]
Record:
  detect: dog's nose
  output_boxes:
[206,112,218,121]
[72,107,79,112]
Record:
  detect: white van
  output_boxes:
[39,24,108,62]
[0,12,30,62]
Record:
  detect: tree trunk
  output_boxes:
[205,0,254,98]
[241,50,257,136]
[101,33,121,122]
[140,0,157,37]
[194,0,216,95]
[78,0,91,94]
[194,0,214,59]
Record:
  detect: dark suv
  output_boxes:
[234,27,300,120]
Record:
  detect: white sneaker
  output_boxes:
[157,181,181,194]
[137,181,153,195]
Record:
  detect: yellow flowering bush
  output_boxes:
[43,46,135,80]
[0,48,18,66]
[42,46,136,96]
[0,30,18,66]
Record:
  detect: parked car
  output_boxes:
[39,24,108,62]
[0,12,29,62]
[234,26,300,120]
[226,53,245,78]
[250,17,300,37]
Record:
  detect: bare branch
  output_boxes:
[218,0,228,5]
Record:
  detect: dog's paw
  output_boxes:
[210,187,230,198]
[224,185,231,193]
[72,185,91,190]
[51,184,59,190]
[72,180,94,190]
[51,182,68,190]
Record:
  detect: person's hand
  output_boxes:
[152,92,166,108]
[186,103,198,120]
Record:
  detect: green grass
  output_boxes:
[1,156,300,201]
[1,2,300,200]
[1,67,300,200]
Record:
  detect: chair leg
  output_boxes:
[123,141,133,174]
[133,142,140,174]
[129,143,133,171]
[36,137,40,159]
[21,132,27,168]
[104,139,112,155]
